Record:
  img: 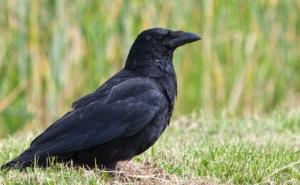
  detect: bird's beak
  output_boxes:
[167,31,201,48]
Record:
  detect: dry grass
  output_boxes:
[110,161,215,185]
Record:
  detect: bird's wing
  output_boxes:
[29,78,163,156]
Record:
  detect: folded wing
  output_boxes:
[28,78,163,157]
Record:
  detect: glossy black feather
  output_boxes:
[1,28,200,170]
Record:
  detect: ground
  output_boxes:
[1,108,300,184]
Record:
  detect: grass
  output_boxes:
[1,108,300,184]
[0,0,300,135]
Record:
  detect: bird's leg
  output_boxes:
[102,162,117,171]
[98,162,117,177]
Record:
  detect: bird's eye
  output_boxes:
[146,35,151,41]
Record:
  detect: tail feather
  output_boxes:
[1,149,37,170]
[1,160,25,170]
[1,146,75,171]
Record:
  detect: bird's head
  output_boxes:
[125,28,201,74]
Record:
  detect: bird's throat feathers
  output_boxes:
[125,54,177,106]
[125,50,174,77]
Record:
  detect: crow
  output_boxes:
[1,28,200,171]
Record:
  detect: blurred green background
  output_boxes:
[0,0,299,137]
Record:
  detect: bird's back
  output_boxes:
[1,69,174,170]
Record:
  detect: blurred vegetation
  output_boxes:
[0,0,299,136]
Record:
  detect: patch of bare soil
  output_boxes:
[108,161,217,185]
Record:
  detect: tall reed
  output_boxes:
[0,0,299,135]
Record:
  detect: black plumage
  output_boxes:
[1,28,200,170]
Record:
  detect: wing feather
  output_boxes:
[29,78,164,157]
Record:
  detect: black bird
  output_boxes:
[1,28,200,170]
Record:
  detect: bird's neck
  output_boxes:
[125,58,169,77]
[125,56,177,106]
[125,51,173,74]
[157,65,177,107]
